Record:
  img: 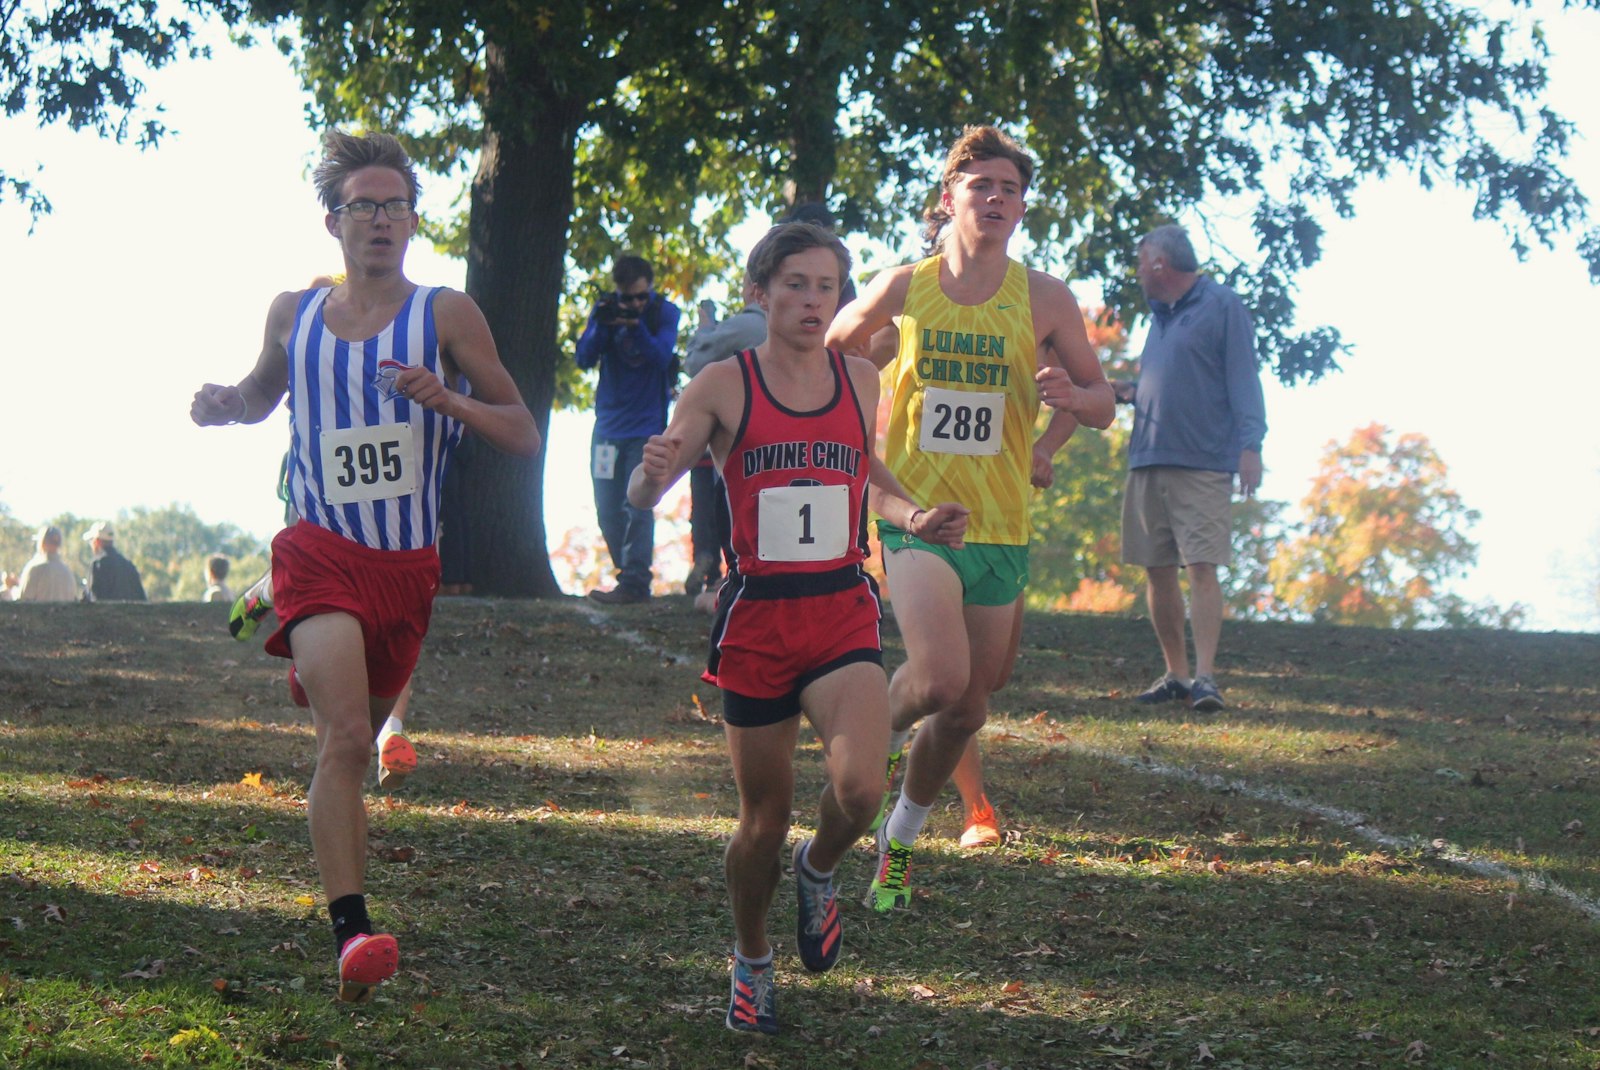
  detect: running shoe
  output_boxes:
[725,956,778,1035]
[287,665,309,708]
[1134,673,1191,704]
[959,798,1001,849]
[866,747,904,836]
[792,840,841,973]
[376,728,417,790]
[1190,675,1226,713]
[865,826,914,914]
[228,579,274,641]
[337,932,399,1004]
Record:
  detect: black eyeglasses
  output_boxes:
[615,291,651,304]
[332,199,415,221]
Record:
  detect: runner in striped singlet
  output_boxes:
[190,130,540,1002]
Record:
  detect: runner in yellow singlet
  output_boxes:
[827,125,1114,912]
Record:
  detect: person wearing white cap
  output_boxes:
[83,522,146,602]
[18,526,78,602]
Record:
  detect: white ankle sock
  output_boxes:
[884,795,932,847]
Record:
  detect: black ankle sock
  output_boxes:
[329,893,370,953]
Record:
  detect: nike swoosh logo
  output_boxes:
[997,303,1017,310]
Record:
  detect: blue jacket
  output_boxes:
[575,294,682,439]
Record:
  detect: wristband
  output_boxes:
[908,508,925,530]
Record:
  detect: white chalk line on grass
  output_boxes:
[568,601,699,666]
[579,607,1600,923]
[1075,745,1600,924]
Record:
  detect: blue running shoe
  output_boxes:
[1134,673,1190,705]
[792,839,841,973]
[1190,674,1226,712]
[726,956,778,1035]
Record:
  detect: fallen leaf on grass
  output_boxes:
[66,774,111,789]
[122,959,166,979]
[1195,1042,1215,1064]
[907,983,937,1000]
[239,772,265,789]
[1001,980,1025,994]
[41,903,67,924]
[168,1026,219,1048]
[1404,1039,1428,1061]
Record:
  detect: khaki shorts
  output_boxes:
[1120,467,1233,568]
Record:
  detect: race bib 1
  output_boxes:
[918,386,1004,456]
[593,442,619,481]
[319,423,418,505]
[757,484,850,562]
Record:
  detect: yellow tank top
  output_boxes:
[881,255,1038,545]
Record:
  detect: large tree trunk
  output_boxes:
[781,18,844,208]
[461,42,581,597]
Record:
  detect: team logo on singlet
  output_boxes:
[373,359,412,401]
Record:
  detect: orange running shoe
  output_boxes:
[337,932,399,1003]
[376,729,417,790]
[959,798,1001,849]
[287,665,309,708]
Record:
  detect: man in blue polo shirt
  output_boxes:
[576,254,682,604]
[1114,224,1266,712]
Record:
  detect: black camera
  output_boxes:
[596,292,639,327]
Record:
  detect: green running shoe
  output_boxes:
[866,826,914,914]
[228,588,274,641]
[866,747,903,836]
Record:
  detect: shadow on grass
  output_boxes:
[5,812,1599,1069]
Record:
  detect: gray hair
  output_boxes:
[1139,224,1199,272]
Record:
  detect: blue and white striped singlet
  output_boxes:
[283,285,466,551]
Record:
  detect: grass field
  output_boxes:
[2,597,1598,1068]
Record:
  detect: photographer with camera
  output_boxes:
[575,254,682,604]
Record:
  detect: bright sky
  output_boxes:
[2,8,1595,627]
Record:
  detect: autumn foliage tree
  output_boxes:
[1029,310,1138,612]
[1268,423,1517,628]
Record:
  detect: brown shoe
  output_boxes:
[588,586,651,605]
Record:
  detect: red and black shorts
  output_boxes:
[263,521,440,699]
[703,565,884,728]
